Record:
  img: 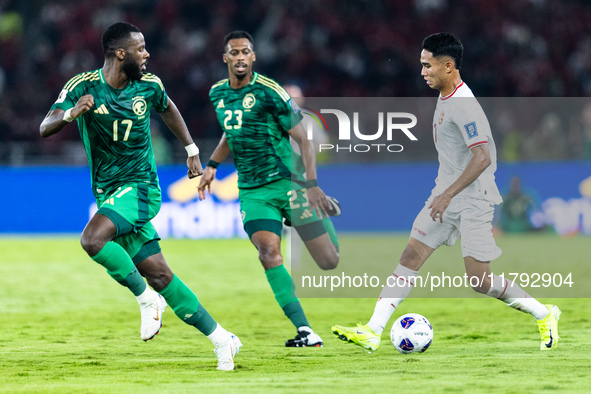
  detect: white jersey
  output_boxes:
[430,82,502,205]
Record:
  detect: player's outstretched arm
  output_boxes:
[159,98,203,178]
[39,94,94,138]
[197,134,231,200]
[159,98,195,146]
[429,144,491,222]
[289,122,329,218]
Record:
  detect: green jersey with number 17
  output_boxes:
[209,72,305,189]
[51,69,168,198]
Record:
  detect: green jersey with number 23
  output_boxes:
[209,72,305,189]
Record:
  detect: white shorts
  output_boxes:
[409,196,502,262]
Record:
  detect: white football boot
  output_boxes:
[138,292,167,341]
[214,333,243,371]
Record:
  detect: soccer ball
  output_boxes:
[390,313,433,354]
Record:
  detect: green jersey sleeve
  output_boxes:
[51,71,100,111]
[259,78,303,132]
[141,73,168,113]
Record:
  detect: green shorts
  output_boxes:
[239,178,326,240]
[96,183,161,264]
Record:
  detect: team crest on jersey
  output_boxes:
[132,96,147,116]
[438,111,445,124]
[243,93,256,109]
[464,121,478,139]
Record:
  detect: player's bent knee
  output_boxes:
[80,233,105,257]
[399,248,422,271]
[400,239,433,271]
[145,271,173,292]
[315,251,339,270]
[258,247,283,269]
[80,214,117,257]
[317,259,338,271]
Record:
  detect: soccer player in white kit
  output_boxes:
[332,33,560,352]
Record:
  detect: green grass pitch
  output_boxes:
[0,234,589,393]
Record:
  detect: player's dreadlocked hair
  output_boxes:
[422,33,464,70]
[223,30,254,50]
[102,22,141,57]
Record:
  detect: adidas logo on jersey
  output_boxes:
[94,104,109,114]
[217,99,225,109]
[300,209,313,220]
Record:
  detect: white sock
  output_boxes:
[486,274,549,320]
[367,298,399,335]
[136,287,156,304]
[298,326,313,333]
[367,264,418,335]
[207,323,229,346]
[507,299,550,320]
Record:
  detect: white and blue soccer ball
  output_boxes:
[390,313,433,354]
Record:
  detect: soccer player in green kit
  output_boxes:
[39,22,241,371]
[198,31,341,347]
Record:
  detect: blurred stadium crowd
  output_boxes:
[0,0,590,165]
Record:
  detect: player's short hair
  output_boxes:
[422,33,463,70]
[102,22,141,57]
[223,30,254,50]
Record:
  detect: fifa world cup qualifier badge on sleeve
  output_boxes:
[464,121,478,139]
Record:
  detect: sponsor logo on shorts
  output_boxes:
[300,209,313,220]
[413,226,426,236]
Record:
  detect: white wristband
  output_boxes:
[63,108,74,123]
[185,143,200,157]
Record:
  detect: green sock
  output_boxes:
[283,301,309,329]
[265,265,310,328]
[185,304,217,336]
[322,217,339,250]
[159,275,217,335]
[91,242,146,296]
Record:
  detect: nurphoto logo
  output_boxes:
[302,107,418,153]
